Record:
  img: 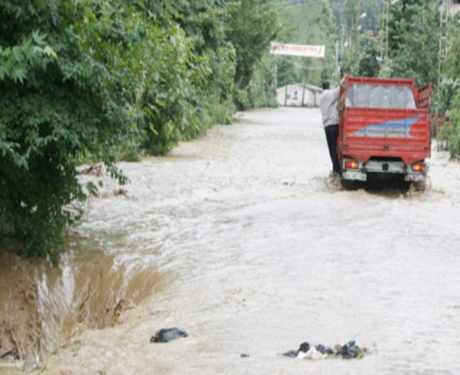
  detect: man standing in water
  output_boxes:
[320,82,341,175]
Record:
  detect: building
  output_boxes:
[440,0,460,15]
[451,1,460,14]
[276,83,322,107]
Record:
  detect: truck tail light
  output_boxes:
[344,159,359,170]
[412,162,426,173]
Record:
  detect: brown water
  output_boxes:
[2,108,460,374]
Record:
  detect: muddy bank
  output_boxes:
[0,243,164,371]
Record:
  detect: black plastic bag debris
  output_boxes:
[150,328,188,343]
[283,340,368,360]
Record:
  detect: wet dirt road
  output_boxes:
[3,107,460,375]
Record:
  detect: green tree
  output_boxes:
[226,0,279,108]
[341,33,380,77]
[439,91,460,158]
[0,1,136,256]
[386,1,439,86]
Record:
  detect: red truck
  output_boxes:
[338,76,432,190]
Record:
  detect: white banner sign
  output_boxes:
[270,42,325,58]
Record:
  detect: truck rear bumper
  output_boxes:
[404,173,426,182]
[365,160,405,174]
[342,159,427,182]
[342,170,367,181]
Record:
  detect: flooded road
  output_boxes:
[2,107,460,374]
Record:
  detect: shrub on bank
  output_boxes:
[438,91,460,158]
[0,2,134,257]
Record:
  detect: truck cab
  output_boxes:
[338,76,432,190]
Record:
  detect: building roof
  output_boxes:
[277,83,323,93]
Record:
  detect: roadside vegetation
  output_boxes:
[0,0,279,257]
[439,92,460,157]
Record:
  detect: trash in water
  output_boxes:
[283,342,332,360]
[240,353,250,358]
[283,340,368,360]
[316,344,334,355]
[334,341,368,359]
[0,349,20,361]
[150,328,188,343]
[282,350,299,358]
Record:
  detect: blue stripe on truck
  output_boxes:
[353,116,420,138]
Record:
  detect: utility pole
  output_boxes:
[335,39,340,80]
[383,0,390,63]
[351,0,364,48]
[438,0,451,90]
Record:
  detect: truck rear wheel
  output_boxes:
[413,180,426,192]
[341,179,360,190]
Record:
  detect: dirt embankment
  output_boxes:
[0,249,164,370]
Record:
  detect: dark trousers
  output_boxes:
[325,124,341,173]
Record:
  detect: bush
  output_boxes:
[432,78,460,116]
[387,2,439,86]
[438,91,460,158]
[0,2,134,256]
[226,0,279,109]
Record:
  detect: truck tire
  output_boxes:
[401,181,411,193]
[341,179,359,190]
[413,180,426,192]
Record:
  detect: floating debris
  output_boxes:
[282,350,299,358]
[240,353,250,358]
[334,341,368,359]
[113,187,128,196]
[283,340,368,360]
[0,349,20,361]
[150,328,188,343]
[79,163,104,177]
[315,344,334,355]
[283,342,312,358]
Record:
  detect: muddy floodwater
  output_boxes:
[2,108,460,374]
